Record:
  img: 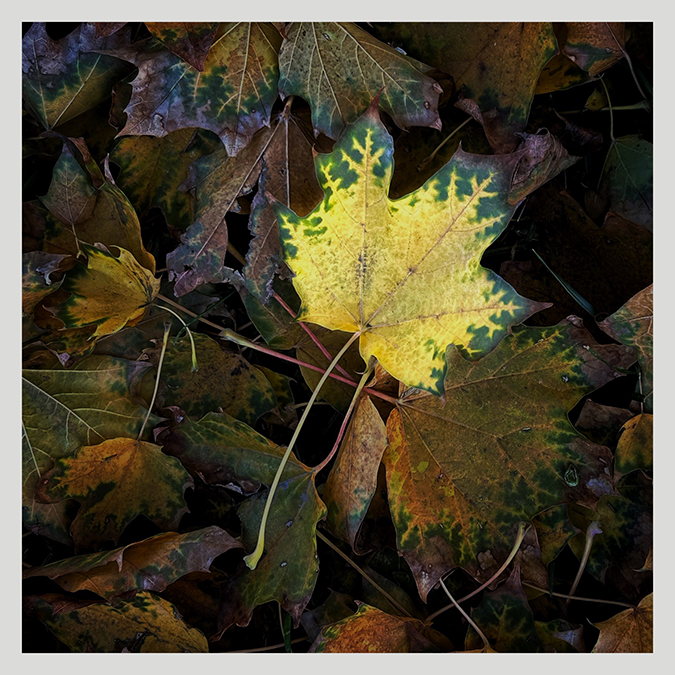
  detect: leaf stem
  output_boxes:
[137,322,170,441]
[226,637,308,653]
[272,290,356,383]
[604,22,649,103]
[522,582,635,609]
[313,360,374,474]
[599,77,615,142]
[316,530,412,617]
[154,303,198,371]
[244,332,361,570]
[567,520,602,604]
[417,116,473,170]
[439,579,490,650]
[426,522,528,623]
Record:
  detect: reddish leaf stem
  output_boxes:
[272,290,356,383]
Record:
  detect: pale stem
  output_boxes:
[567,520,603,603]
[313,361,374,474]
[244,332,361,570]
[154,303,198,371]
[316,530,411,617]
[604,22,649,103]
[600,77,615,142]
[137,322,170,441]
[439,579,490,650]
[418,116,473,170]
[226,637,307,653]
[522,581,634,610]
[426,522,528,623]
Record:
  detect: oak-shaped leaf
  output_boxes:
[104,22,281,156]
[160,412,325,630]
[592,593,653,653]
[110,128,221,230]
[22,355,158,543]
[25,591,208,653]
[153,333,278,426]
[465,567,545,652]
[371,23,558,153]
[23,526,242,599]
[272,103,546,396]
[145,22,220,71]
[51,244,159,340]
[40,438,193,549]
[382,318,634,599]
[22,22,130,130]
[308,603,449,653]
[323,394,388,551]
[278,22,443,142]
[599,285,653,412]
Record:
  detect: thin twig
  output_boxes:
[439,579,490,650]
[226,637,308,653]
[604,22,649,102]
[316,530,412,618]
[426,523,528,623]
[417,116,473,170]
[523,582,635,609]
[567,520,602,604]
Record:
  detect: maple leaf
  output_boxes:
[308,603,449,653]
[22,354,158,543]
[161,412,325,630]
[24,526,242,599]
[40,437,193,549]
[25,592,209,653]
[591,593,653,652]
[382,318,634,598]
[51,244,159,340]
[278,22,443,141]
[563,23,625,76]
[145,22,220,71]
[272,102,546,395]
[323,394,388,551]
[22,23,130,130]
[370,22,558,153]
[105,22,281,156]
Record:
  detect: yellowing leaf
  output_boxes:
[278,22,443,141]
[52,244,159,340]
[592,593,653,653]
[272,104,545,395]
[563,23,625,76]
[41,438,193,549]
[26,591,209,653]
[615,413,653,477]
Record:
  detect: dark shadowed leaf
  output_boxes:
[465,567,545,652]
[535,619,586,653]
[599,285,653,412]
[145,22,220,71]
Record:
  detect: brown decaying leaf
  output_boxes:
[23,526,242,599]
[575,400,634,448]
[323,394,388,551]
[563,23,625,76]
[614,413,653,478]
[592,593,652,652]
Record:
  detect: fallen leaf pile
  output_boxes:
[22,21,652,653]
